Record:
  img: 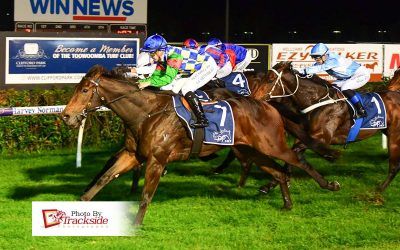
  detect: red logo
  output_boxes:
[42,209,66,228]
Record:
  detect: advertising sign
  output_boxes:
[272,43,383,82]
[239,44,270,73]
[6,37,139,84]
[383,44,400,77]
[14,0,147,24]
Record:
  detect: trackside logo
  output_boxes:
[33,201,137,236]
[42,209,108,228]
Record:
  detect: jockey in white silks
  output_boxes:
[298,43,370,118]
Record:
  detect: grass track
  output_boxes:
[1,134,400,249]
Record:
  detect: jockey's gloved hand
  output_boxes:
[112,66,131,76]
[296,68,308,77]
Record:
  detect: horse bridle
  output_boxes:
[265,68,299,99]
[79,76,172,120]
[79,76,142,119]
[266,67,346,114]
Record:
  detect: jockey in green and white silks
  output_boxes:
[138,34,219,128]
[299,43,370,118]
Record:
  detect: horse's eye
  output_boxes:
[82,89,89,93]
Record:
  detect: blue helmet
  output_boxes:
[183,38,199,49]
[207,38,222,46]
[141,34,167,52]
[310,43,329,56]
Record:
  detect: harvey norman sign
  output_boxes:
[14,0,147,23]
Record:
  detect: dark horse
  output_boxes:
[262,61,400,193]
[61,65,340,225]
[388,67,400,91]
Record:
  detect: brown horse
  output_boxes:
[61,65,340,225]
[210,72,340,186]
[262,61,400,193]
[388,68,400,91]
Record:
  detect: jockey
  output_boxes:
[126,52,157,79]
[183,38,199,50]
[138,34,219,128]
[207,38,253,72]
[299,43,370,118]
[199,44,232,79]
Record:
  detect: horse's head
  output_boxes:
[263,61,299,100]
[388,67,400,91]
[61,65,107,128]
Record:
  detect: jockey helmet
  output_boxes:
[141,34,167,53]
[207,38,222,46]
[183,38,199,49]
[310,43,329,57]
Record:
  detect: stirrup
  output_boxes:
[355,110,367,119]
[190,119,209,128]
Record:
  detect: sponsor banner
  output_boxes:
[6,37,139,84]
[271,43,383,82]
[15,0,147,24]
[383,44,400,77]
[32,201,137,236]
[0,105,109,117]
[239,44,270,73]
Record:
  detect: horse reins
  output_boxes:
[80,76,172,119]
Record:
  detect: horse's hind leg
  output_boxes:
[254,134,340,191]
[213,149,236,174]
[233,146,292,209]
[378,135,400,192]
[81,150,141,201]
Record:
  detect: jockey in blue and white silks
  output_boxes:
[207,38,253,73]
[199,44,232,78]
[299,43,370,118]
[138,34,219,128]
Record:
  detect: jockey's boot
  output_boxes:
[184,91,209,128]
[342,89,367,119]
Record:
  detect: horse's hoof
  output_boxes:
[258,186,272,194]
[162,169,168,177]
[213,168,223,175]
[329,181,341,191]
[80,195,90,201]
[281,205,293,211]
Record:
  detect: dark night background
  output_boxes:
[1,0,399,43]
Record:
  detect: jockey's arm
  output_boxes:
[140,53,182,87]
[305,58,339,75]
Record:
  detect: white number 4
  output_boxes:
[232,73,245,88]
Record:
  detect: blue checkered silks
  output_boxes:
[165,46,211,74]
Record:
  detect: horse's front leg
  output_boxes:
[134,156,165,225]
[81,150,141,201]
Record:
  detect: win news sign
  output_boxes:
[6,37,139,84]
[14,0,147,23]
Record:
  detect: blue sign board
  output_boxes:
[6,37,139,84]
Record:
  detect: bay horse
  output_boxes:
[387,67,400,91]
[263,61,400,193]
[61,65,339,225]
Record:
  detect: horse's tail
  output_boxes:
[270,102,341,161]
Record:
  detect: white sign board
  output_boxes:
[383,44,400,77]
[14,0,147,24]
[271,43,383,82]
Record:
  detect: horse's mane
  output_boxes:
[87,64,138,85]
[394,67,400,76]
